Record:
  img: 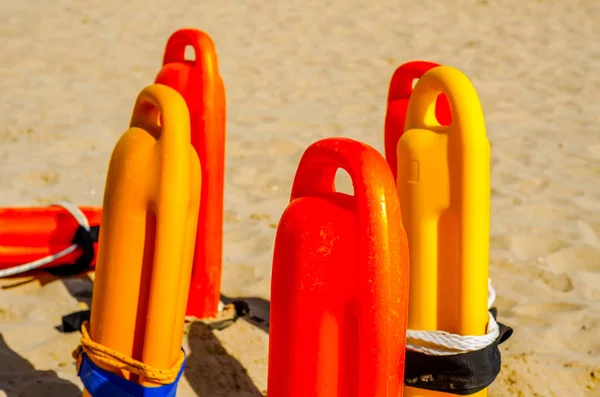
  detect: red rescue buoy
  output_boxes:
[155,29,226,319]
[269,137,410,397]
[0,203,102,277]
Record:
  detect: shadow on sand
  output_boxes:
[0,272,84,396]
[184,321,263,397]
[54,277,266,396]
[1,272,268,396]
[0,333,80,397]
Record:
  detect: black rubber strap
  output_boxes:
[404,309,513,395]
[61,309,91,333]
[47,225,99,276]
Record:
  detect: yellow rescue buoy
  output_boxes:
[397,65,491,397]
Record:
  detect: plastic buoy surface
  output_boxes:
[155,28,226,319]
[85,84,200,393]
[397,65,490,397]
[385,60,451,180]
[269,137,410,397]
[0,206,101,272]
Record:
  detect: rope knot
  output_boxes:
[72,321,184,385]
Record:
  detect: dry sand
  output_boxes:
[1,0,599,396]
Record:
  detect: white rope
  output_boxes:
[406,278,499,356]
[0,202,90,278]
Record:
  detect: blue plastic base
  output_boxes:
[78,350,186,397]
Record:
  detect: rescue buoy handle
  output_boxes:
[387,60,440,102]
[290,138,399,223]
[129,85,190,145]
[129,90,164,136]
[162,29,218,67]
[387,61,452,128]
[405,66,485,137]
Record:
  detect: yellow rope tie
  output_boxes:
[72,321,184,385]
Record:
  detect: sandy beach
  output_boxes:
[1,0,599,396]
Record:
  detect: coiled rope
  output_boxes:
[73,321,184,384]
[405,279,499,356]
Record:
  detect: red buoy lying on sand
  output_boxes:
[0,203,102,277]
[384,60,452,180]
